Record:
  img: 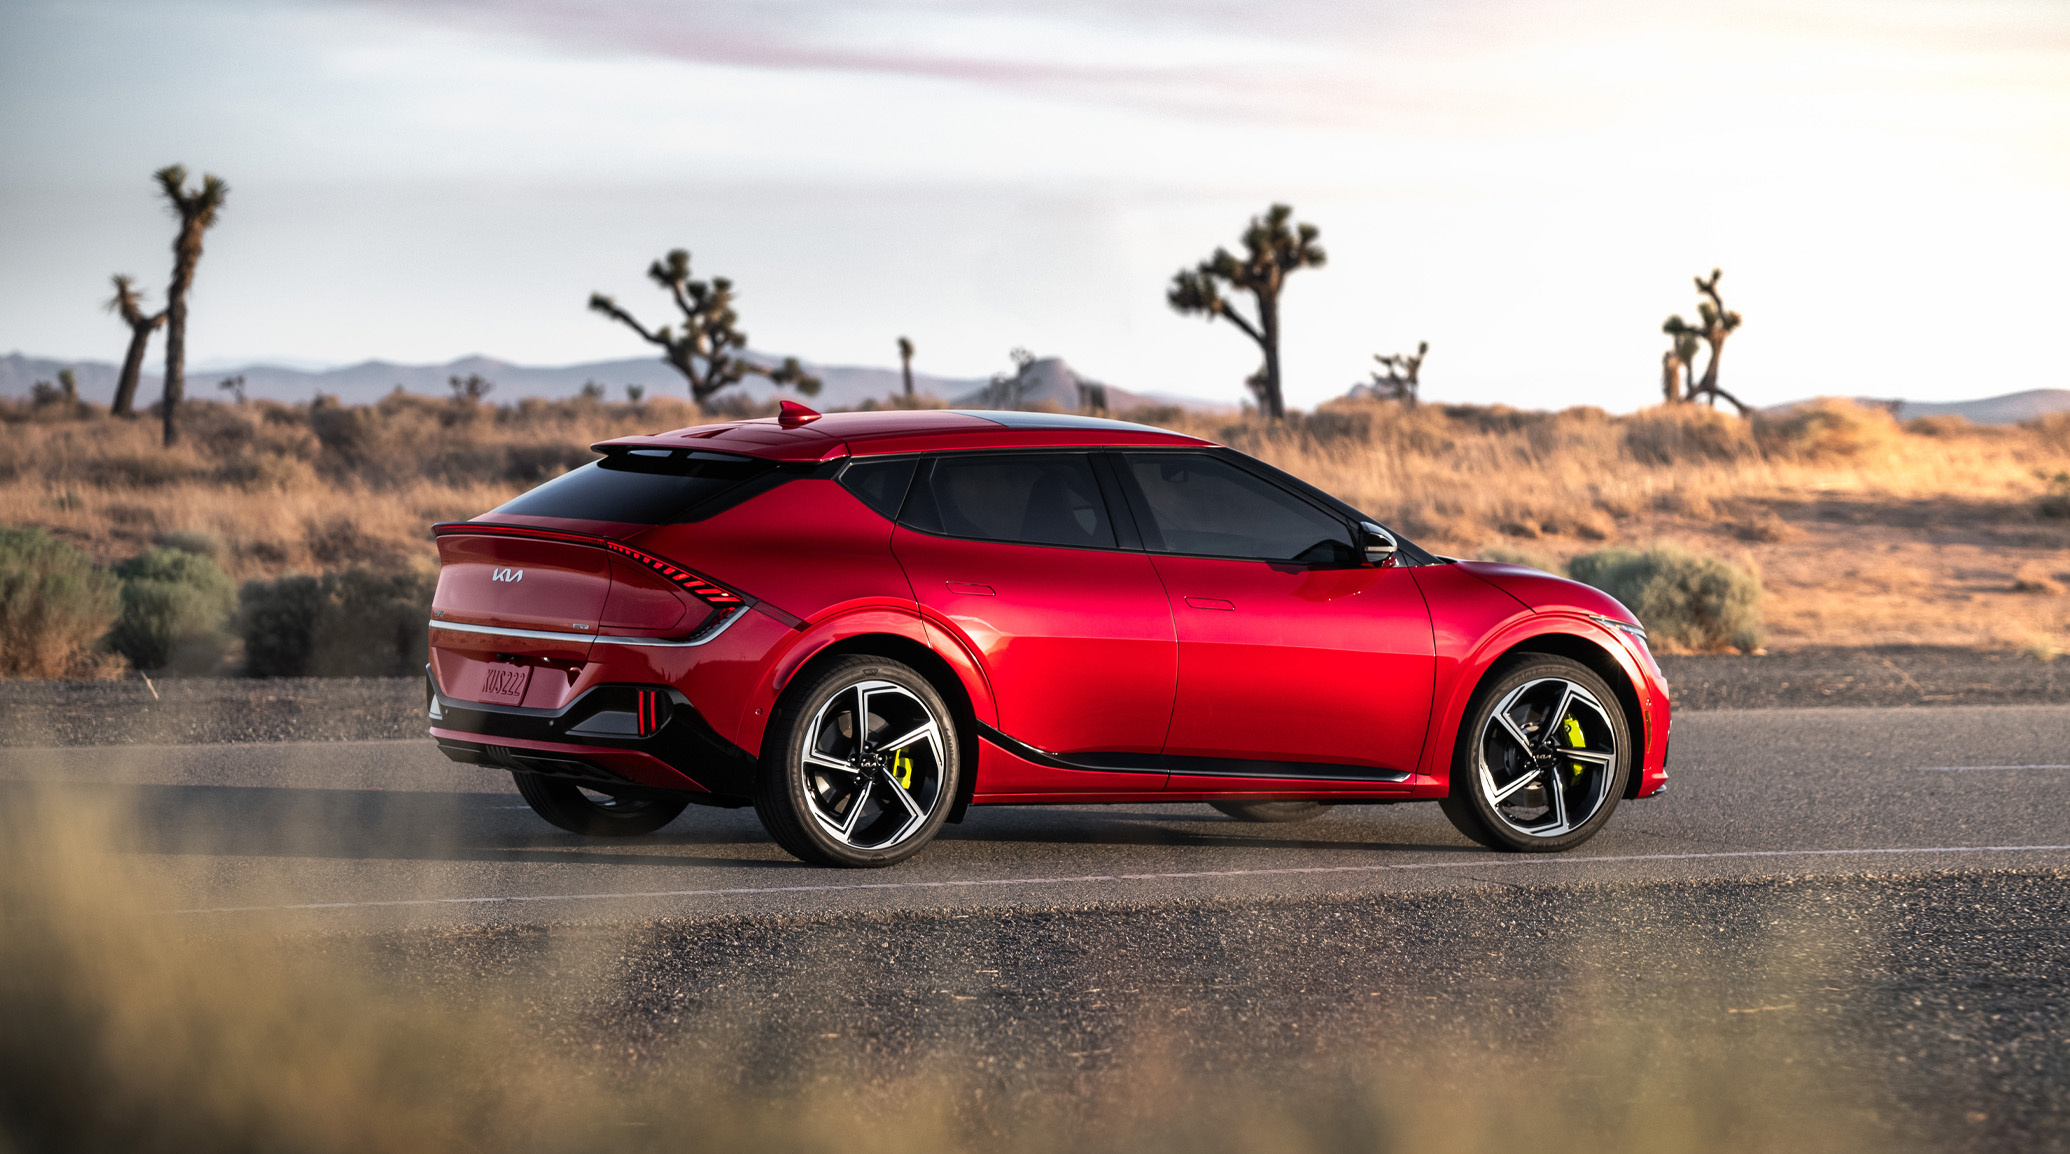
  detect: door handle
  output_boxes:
[1184,596,1235,611]
[945,582,996,596]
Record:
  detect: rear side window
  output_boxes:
[903,453,1115,549]
[1122,451,1355,563]
[491,450,772,523]
[840,457,919,520]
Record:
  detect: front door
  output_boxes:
[1115,451,1435,791]
[891,452,1175,792]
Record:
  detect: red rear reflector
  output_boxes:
[637,690,661,735]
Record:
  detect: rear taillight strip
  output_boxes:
[600,540,742,606]
[432,521,745,609]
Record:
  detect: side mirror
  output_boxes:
[1360,522,1398,566]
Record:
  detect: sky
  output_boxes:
[2,0,2068,411]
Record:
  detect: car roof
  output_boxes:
[591,408,1215,462]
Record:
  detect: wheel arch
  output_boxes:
[773,632,983,823]
[1434,626,1650,801]
[1484,631,1650,800]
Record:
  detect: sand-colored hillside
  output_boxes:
[4,393,2068,653]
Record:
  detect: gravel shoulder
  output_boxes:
[2,645,2063,747]
[378,868,2070,1154]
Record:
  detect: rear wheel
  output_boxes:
[1209,800,1335,824]
[512,772,690,837]
[755,655,960,868]
[1439,656,1631,853]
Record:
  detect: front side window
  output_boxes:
[903,453,1116,549]
[1122,452,1355,564]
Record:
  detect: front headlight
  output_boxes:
[1589,613,1650,654]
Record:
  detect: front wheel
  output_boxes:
[1209,801,1335,824]
[1439,656,1631,853]
[755,655,961,868]
[512,772,690,837]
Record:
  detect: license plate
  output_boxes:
[479,663,533,706]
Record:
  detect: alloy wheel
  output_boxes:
[1473,676,1620,840]
[799,679,948,851]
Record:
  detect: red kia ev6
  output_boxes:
[426,405,1670,867]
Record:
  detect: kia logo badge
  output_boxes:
[491,568,524,584]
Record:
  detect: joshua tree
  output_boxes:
[216,374,246,404]
[1167,204,1326,420]
[589,249,821,410]
[984,348,1038,409]
[1660,326,1701,403]
[153,165,229,447]
[1663,269,1748,415]
[105,274,166,417]
[1365,341,1430,406]
[449,373,494,404]
[897,336,915,398]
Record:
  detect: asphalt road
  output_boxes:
[5,705,2070,1149]
[0,705,2065,928]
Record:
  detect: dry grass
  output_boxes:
[0,784,1903,1154]
[6,393,2070,652]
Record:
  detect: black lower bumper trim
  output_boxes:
[428,670,759,798]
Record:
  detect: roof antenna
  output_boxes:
[777,400,822,428]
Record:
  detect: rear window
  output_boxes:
[490,449,772,523]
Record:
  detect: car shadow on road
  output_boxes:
[936,807,1482,855]
[0,781,793,870]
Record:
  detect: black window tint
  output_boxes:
[840,457,918,520]
[1124,452,1354,563]
[911,454,1115,549]
[491,450,770,523]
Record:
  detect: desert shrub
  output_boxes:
[236,575,324,677]
[1567,544,1764,652]
[108,546,237,673]
[152,529,221,558]
[1476,547,1557,572]
[2039,472,2070,519]
[1622,405,1758,466]
[1754,399,1900,462]
[0,528,121,679]
[237,567,435,677]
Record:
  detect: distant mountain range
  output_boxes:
[1756,389,2070,425]
[0,351,1227,413]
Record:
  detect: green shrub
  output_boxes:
[1567,544,1764,652]
[236,575,323,677]
[0,528,121,678]
[237,568,435,678]
[108,547,236,673]
[152,529,222,558]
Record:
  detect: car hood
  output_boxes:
[1451,561,1640,627]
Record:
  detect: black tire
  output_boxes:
[1209,800,1335,823]
[754,655,961,868]
[1439,655,1631,853]
[512,772,690,837]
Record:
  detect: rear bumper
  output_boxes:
[427,673,759,799]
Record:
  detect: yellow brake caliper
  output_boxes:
[1560,716,1588,778]
[892,749,915,789]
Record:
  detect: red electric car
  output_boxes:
[426,405,1669,867]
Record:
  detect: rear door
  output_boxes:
[891,451,1175,791]
[1115,450,1435,790]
